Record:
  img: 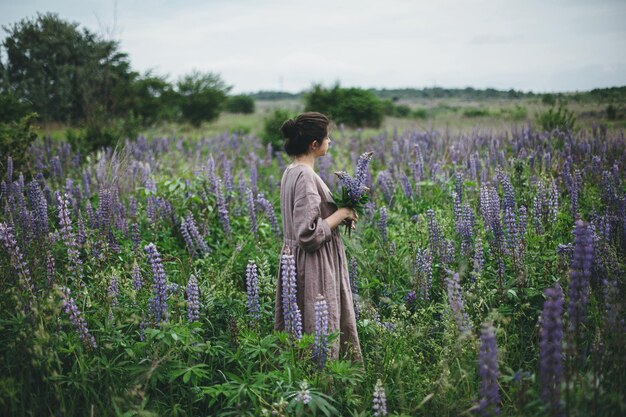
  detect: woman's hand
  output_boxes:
[341,207,358,222]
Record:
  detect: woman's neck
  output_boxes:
[293,153,316,169]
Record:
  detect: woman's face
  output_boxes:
[312,128,331,157]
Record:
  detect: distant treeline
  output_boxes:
[249,86,626,102]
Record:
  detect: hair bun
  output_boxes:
[280,119,299,140]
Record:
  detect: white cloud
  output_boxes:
[1,0,625,92]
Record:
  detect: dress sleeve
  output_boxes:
[293,172,332,252]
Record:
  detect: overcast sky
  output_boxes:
[1,0,625,94]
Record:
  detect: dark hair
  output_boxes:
[280,112,330,156]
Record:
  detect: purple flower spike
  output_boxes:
[476,322,500,416]
[61,286,97,349]
[539,283,564,417]
[144,243,168,323]
[280,251,302,340]
[312,294,330,369]
[186,274,200,323]
[372,379,388,417]
[246,261,260,325]
[445,272,471,334]
[568,220,593,334]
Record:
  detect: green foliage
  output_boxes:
[0,112,38,177]
[176,71,231,127]
[463,107,490,118]
[1,12,134,123]
[304,84,385,128]
[0,91,32,123]
[541,94,557,106]
[606,104,617,121]
[226,95,255,114]
[262,108,293,152]
[535,105,577,132]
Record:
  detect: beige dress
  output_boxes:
[274,164,362,362]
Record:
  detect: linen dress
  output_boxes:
[274,164,362,362]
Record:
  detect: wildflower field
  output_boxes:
[1,119,625,416]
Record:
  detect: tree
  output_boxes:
[1,13,135,124]
[176,71,231,127]
[304,83,385,128]
[226,95,255,114]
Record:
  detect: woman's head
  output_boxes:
[280,112,330,156]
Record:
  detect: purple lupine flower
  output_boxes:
[335,171,369,207]
[476,322,500,416]
[372,379,388,417]
[548,180,559,224]
[413,144,425,182]
[415,248,433,301]
[108,275,120,308]
[215,178,232,240]
[405,290,417,306]
[280,251,302,340]
[256,194,281,236]
[186,274,200,323]
[146,195,157,224]
[246,261,260,325]
[131,222,141,252]
[0,222,34,295]
[461,203,474,254]
[61,286,97,349]
[249,159,258,194]
[378,206,388,245]
[445,272,471,334]
[185,212,210,255]
[355,151,374,186]
[28,180,49,238]
[399,174,414,199]
[539,283,564,416]
[568,220,593,334]
[131,262,143,291]
[497,167,516,213]
[504,205,518,256]
[295,380,312,404]
[180,217,197,257]
[349,257,359,319]
[376,170,394,204]
[145,243,168,323]
[455,169,464,203]
[97,188,112,231]
[46,251,55,288]
[472,238,484,280]
[453,191,463,235]
[312,294,330,369]
[56,193,83,281]
[246,188,258,238]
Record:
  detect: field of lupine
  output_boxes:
[1,122,625,416]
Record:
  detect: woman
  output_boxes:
[274,111,362,363]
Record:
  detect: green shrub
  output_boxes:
[262,108,293,152]
[176,71,231,127]
[226,95,255,114]
[412,108,428,119]
[304,84,385,128]
[463,107,490,117]
[0,112,38,178]
[535,105,577,132]
[606,104,617,121]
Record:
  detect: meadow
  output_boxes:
[1,100,625,417]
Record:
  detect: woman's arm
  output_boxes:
[324,207,358,230]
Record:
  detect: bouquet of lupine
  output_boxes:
[333,151,373,236]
